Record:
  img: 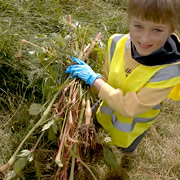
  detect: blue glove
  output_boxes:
[65,57,101,86]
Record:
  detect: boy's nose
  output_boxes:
[140,31,151,44]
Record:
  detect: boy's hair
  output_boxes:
[127,0,179,30]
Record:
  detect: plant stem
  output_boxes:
[69,144,76,180]
[20,39,55,56]
[68,14,74,53]
[0,79,70,173]
[69,149,97,180]
[55,117,69,167]
[82,32,101,61]
[85,91,92,125]
[67,15,73,32]
[78,99,86,127]
[31,131,45,153]
[69,86,86,180]
[55,79,75,112]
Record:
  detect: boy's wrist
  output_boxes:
[93,78,106,91]
[88,73,101,86]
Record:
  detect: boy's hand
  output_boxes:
[65,57,101,86]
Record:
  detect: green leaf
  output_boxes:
[28,103,43,115]
[103,147,120,170]
[50,33,65,44]
[52,121,58,133]
[17,150,31,158]
[42,77,55,100]
[17,150,33,162]
[48,125,56,141]
[13,158,26,174]
[48,66,57,80]
[41,120,54,131]
[34,161,42,180]
[28,154,34,162]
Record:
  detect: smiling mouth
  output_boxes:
[138,42,152,49]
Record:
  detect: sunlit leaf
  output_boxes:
[48,125,56,140]
[42,77,55,100]
[41,120,54,131]
[28,154,34,162]
[103,147,120,170]
[29,50,36,55]
[28,103,43,115]
[34,161,42,180]
[50,33,65,44]
[13,158,26,174]
[17,150,31,158]
[48,66,57,80]
[52,121,58,133]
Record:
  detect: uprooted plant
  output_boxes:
[0,15,106,180]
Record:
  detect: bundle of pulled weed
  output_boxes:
[0,16,106,180]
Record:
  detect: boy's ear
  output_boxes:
[171,29,175,33]
[170,30,174,35]
[170,25,175,33]
[169,29,174,36]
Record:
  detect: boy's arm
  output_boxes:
[90,53,109,93]
[93,79,173,118]
[101,53,109,82]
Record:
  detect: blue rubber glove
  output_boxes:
[65,57,101,86]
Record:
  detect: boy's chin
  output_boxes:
[136,49,153,56]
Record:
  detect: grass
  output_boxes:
[0,0,180,179]
[129,99,180,180]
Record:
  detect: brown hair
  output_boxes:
[127,0,180,30]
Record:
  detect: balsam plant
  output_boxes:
[0,16,108,180]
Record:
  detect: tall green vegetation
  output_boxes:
[0,0,128,107]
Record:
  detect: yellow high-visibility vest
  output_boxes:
[96,34,180,148]
[168,84,180,100]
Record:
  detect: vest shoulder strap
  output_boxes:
[168,83,180,101]
[147,64,180,101]
[108,34,128,62]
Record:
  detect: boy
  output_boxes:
[66,0,180,170]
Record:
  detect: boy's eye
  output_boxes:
[153,29,163,32]
[134,25,142,29]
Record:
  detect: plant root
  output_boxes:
[78,124,97,160]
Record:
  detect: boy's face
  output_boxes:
[129,17,173,56]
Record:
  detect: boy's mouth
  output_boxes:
[138,42,152,49]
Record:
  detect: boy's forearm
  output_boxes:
[93,78,106,92]
[93,78,173,117]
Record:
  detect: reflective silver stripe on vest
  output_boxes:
[110,34,125,61]
[100,106,114,116]
[153,104,161,110]
[100,106,158,132]
[125,35,130,49]
[112,114,157,132]
[149,65,180,82]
